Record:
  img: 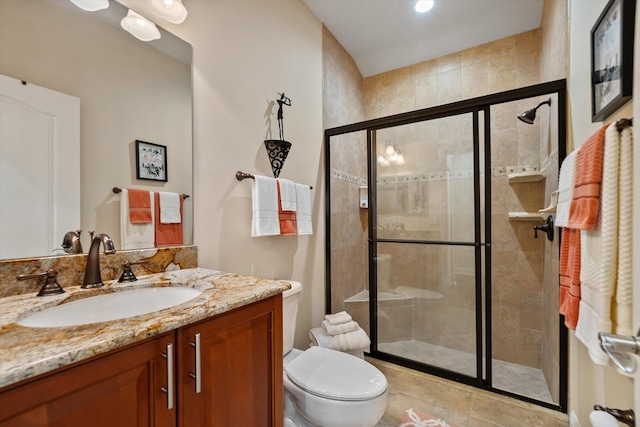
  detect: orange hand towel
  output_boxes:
[559,228,581,329]
[567,125,607,230]
[128,188,152,224]
[277,180,297,236]
[154,192,183,246]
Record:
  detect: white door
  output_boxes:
[0,74,80,259]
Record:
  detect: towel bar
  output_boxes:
[235,171,313,189]
[112,187,189,199]
[615,117,632,131]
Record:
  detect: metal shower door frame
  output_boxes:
[324,79,568,412]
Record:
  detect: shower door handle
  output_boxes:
[598,331,640,374]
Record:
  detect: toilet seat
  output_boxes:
[284,346,387,401]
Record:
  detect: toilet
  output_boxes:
[281,281,388,427]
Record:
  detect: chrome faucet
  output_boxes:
[82,233,116,289]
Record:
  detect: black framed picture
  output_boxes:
[135,140,167,182]
[591,0,635,122]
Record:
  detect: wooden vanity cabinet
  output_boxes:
[0,332,176,427]
[0,294,283,427]
[177,295,284,427]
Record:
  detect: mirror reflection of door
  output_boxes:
[0,74,80,259]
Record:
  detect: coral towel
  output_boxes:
[128,188,152,223]
[277,179,297,235]
[154,192,183,246]
[559,228,581,329]
[576,123,620,364]
[567,125,607,230]
[120,189,155,249]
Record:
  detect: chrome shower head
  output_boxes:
[517,98,552,124]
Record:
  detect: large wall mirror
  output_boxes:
[0,0,193,260]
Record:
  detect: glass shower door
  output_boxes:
[371,110,486,381]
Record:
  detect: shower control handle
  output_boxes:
[533,215,554,241]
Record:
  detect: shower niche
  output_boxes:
[325,81,567,411]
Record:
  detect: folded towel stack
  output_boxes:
[309,311,370,358]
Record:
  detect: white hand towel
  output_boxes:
[614,126,633,335]
[555,148,579,227]
[120,189,155,249]
[295,183,313,235]
[309,327,371,352]
[159,191,181,224]
[321,320,359,336]
[576,123,619,365]
[251,175,280,237]
[324,311,352,325]
[277,178,297,211]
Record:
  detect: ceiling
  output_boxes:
[303,0,545,77]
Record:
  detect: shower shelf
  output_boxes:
[507,171,545,183]
[508,212,547,221]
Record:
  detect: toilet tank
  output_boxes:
[281,280,302,355]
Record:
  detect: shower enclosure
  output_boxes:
[325,80,567,411]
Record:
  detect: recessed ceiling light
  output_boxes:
[415,0,435,13]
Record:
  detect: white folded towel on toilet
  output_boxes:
[324,311,352,325]
[321,320,359,336]
[309,326,371,352]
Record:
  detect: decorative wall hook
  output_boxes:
[264,92,292,178]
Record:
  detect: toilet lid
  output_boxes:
[284,346,387,401]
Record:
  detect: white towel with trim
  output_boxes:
[120,189,155,249]
[277,178,297,211]
[555,148,579,227]
[309,327,370,352]
[324,311,352,325]
[321,320,359,336]
[295,183,313,235]
[576,123,619,365]
[614,126,633,335]
[251,175,280,237]
[159,191,181,224]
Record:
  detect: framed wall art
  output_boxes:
[136,140,167,182]
[591,0,635,122]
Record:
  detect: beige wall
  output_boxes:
[0,0,193,253]
[129,0,325,349]
[567,0,636,425]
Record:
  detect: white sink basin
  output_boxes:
[18,287,203,328]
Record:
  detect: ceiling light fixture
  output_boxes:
[148,0,188,24]
[69,0,109,12]
[120,9,161,42]
[415,0,435,13]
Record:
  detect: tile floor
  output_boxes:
[378,340,554,403]
[369,357,569,427]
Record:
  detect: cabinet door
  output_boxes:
[0,332,176,427]
[178,295,283,427]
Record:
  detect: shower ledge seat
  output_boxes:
[507,171,545,183]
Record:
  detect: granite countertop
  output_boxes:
[0,268,290,389]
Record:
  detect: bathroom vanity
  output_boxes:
[0,268,287,427]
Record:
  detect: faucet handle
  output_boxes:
[118,260,149,283]
[17,269,65,296]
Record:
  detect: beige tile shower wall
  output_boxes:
[323,27,368,312]
[363,30,547,368]
[538,0,568,403]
